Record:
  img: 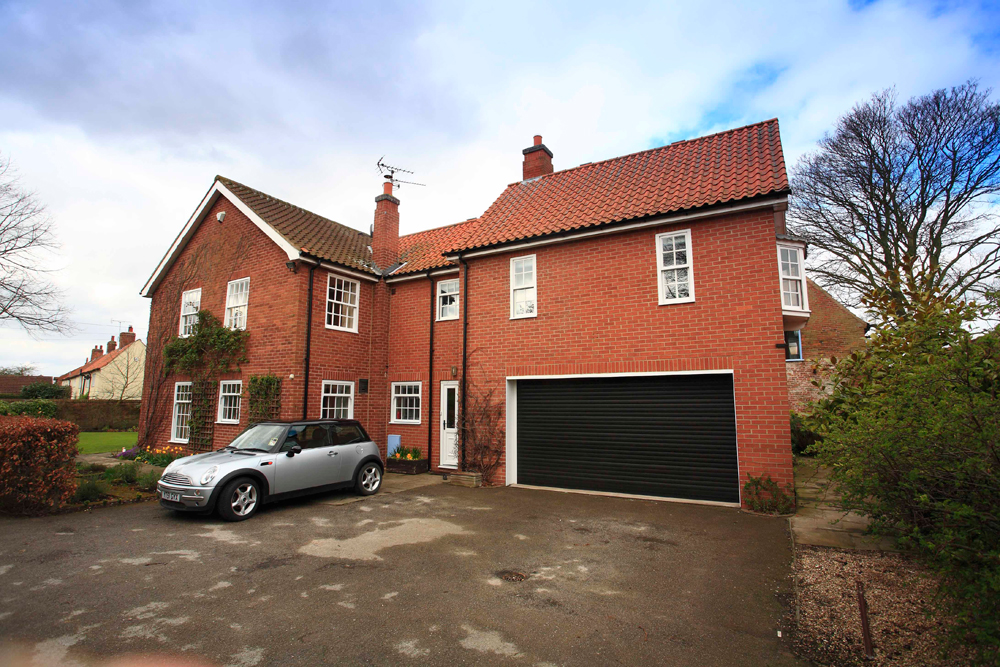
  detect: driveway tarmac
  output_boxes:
[0,480,804,666]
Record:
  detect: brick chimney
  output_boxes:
[119,326,137,347]
[522,135,553,180]
[106,335,117,353]
[372,180,400,271]
[91,345,104,362]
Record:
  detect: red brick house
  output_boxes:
[140,119,809,506]
[784,279,867,412]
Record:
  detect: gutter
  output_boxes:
[459,255,469,472]
[302,262,317,419]
[426,271,435,465]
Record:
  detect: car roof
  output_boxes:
[254,419,362,425]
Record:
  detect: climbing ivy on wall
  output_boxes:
[247,374,282,424]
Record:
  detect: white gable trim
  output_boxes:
[140,180,300,297]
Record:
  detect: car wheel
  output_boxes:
[355,463,382,496]
[216,477,261,522]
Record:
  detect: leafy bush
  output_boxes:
[742,474,794,514]
[247,374,281,423]
[808,289,1000,663]
[388,445,423,460]
[0,416,79,514]
[76,462,108,474]
[20,382,70,399]
[136,471,160,491]
[789,411,821,456]
[0,399,58,418]
[72,478,107,503]
[104,461,141,485]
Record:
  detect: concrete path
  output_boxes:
[790,457,894,550]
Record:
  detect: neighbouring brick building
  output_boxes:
[140,119,813,506]
[784,279,868,412]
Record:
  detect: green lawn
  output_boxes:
[77,431,138,455]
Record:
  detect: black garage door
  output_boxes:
[516,374,739,503]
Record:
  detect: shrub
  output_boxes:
[20,382,70,399]
[742,474,794,514]
[104,461,141,485]
[136,471,160,491]
[0,416,79,514]
[0,399,57,418]
[789,411,821,456]
[388,445,423,460]
[809,288,1000,663]
[72,478,107,503]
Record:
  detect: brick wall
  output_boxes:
[786,279,867,412]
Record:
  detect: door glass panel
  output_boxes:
[299,424,332,449]
[446,387,456,429]
[335,424,365,445]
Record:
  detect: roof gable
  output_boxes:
[57,340,143,381]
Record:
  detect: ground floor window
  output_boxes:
[390,382,421,424]
[172,382,193,442]
[217,380,243,424]
[785,330,803,361]
[321,381,354,419]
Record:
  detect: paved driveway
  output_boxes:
[0,480,804,666]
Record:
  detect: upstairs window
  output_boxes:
[321,381,354,419]
[179,289,201,337]
[784,330,803,361]
[779,246,806,310]
[656,230,695,305]
[510,255,537,319]
[217,380,242,424]
[327,275,360,333]
[391,382,421,424]
[437,279,459,321]
[225,278,250,330]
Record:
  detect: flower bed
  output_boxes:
[386,446,428,474]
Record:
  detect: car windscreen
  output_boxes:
[227,424,288,451]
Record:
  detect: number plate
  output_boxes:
[161,491,181,502]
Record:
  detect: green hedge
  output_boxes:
[0,399,57,418]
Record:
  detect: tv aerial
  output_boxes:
[377,157,426,189]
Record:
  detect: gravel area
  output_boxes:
[792,546,969,666]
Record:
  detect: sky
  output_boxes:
[0,0,998,376]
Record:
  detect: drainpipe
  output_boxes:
[459,255,469,472]
[426,272,435,466]
[302,262,317,419]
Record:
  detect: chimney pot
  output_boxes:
[383,181,393,195]
[533,135,542,146]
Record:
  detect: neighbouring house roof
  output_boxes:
[444,119,789,253]
[57,340,142,382]
[0,375,55,394]
[216,177,375,275]
[394,219,479,275]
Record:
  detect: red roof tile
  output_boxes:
[445,119,789,253]
[57,341,141,381]
[394,219,479,275]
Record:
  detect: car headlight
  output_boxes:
[200,466,219,485]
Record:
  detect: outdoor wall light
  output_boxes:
[285,261,297,273]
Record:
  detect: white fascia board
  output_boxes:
[141,180,301,297]
[446,196,787,262]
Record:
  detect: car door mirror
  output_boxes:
[286,444,302,457]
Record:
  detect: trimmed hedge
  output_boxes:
[0,416,79,514]
[0,399,57,418]
[52,400,140,431]
[20,382,71,399]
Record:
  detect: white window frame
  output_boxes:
[216,380,243,424]
[321,381,355,419]
[326,273,360,333]
[170,382,193,443]
[656,229,695,305]
[224,278,250,330]
[179,288,202,337]
[390,382,422,424]
[777,244,809,312]
[510,254,537,319]
[437,279,460,321]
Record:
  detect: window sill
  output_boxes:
[436,316,459,322]
[658,296,696,306]
[785,359,805,363]
[169,438,189,445]
[509,313,538,320]
[390,420,421,425]
[216,420,240,425]
[325,324,359,334]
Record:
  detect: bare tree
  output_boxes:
[0,363,37,376]
[103,343,145,400]
[789,81,1000,315]
[0,153,68,332]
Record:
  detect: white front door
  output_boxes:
[440,381,459,468]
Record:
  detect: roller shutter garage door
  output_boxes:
[516,374,739,503]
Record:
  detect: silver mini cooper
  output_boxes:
[157,420,383,521]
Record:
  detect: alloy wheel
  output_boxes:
[231,483,257,516]
[361,465,381,492]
